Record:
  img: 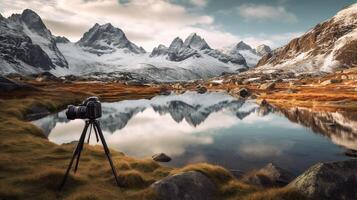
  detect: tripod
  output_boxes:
[59,119,120,189]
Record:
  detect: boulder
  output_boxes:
[152,153,171,162]
[159,87,171,96]
[344,149,357,157]
[320,79,342,85]
[33,72,59,82]
[196,86,207,94]
[288,159,357,200]
[230,88,250,98]
[242,163,294,187]
[24,105,50,121]
[151,171,217,200]
[0,76,35,92]
[259,82,276,90]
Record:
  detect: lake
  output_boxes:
[33,91,357,174]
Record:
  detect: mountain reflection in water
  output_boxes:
[33,91,357,173]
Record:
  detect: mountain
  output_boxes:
[0,9,68,74]
[183,33,211,50]
[256,45,272,56]
[150,34,247,66]
[256,3,357,72]
[0,9,249,81]
[77,23,146,55]
[221,41,271,67]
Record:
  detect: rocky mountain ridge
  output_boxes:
[0,9,266,80]
[0,9,68,74]
[220,41,272,67]
[257,3,357,72]
[150,33,248,66]
[77,23,146,55]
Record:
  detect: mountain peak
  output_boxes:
[235,41,253,51]
[77,23,145,54]
[256,44,272,56]
[183,33,211,50]
[19,9,50,37]
[169,37,184,52]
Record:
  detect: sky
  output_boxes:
[0,0,355,50]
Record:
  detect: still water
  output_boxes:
[33,91,357,174]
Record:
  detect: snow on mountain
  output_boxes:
[56,41,242,81]
[77,23,146,55]
[221,41,271,67]
[183,33,211,50]
[257,3,357,73]
[0,9,248,81]
[0,9,68,74]
[150,34,247,66]
[256,45,272,56]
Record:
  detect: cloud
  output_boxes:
[0,0,300,50]
[237,4,298,23]
[0,0,215,47]
[190,0,208,8]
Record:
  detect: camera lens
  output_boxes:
[66,105,78,120]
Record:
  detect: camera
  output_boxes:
[66,97,102,120]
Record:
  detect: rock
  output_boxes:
[259,82,276,90]
[0,76,35,92]
[243,163,294,187]
[230,87,250,98]
[288,159,357,200]
[159,87,171,96]
[196,86,207,94]
[151,171,217,200]
[33,72,59,82]
[24,105,50,120]
[320,79,342,85]
[152,153,171,162]
[125,80,145,86]
[238,88,250,98]
[344,149,357,157]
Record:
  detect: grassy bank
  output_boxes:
[0,82,309,200]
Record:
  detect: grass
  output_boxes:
[0,80,316,200]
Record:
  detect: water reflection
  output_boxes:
[33,91,357,173]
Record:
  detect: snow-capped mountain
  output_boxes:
[0,9,68,74]
[77,23,146,55]
[0,9,249,81]
[256,45,272,56]
[55,28,248,81]
[256,3,357,73]
[221,41,272,67]
[150,33,247,66]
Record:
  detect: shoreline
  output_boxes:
[0,76,356,199]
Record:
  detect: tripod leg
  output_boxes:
[94,121,121,187]
[74,122,90,173]
[93,123,99,143]
[59,121,90,190]
[87,123,92,144]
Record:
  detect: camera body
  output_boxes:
[66,97,102,120]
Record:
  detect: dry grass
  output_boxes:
[242,187,307,200]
